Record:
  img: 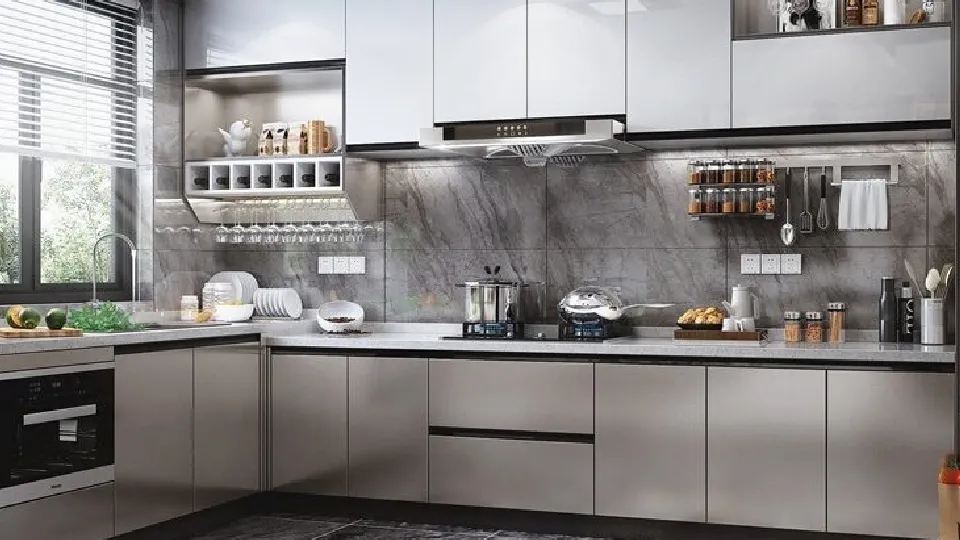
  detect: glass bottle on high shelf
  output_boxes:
[845,0,862,26]
[861,0,880,25]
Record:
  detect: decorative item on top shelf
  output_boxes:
[219,119,252,157]
[258,120,334,158]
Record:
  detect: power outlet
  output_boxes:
[781,254,802,275]
[741,254,761,275]
[761,254,782,275]
[348,256,366,275]
[333,257,351,274]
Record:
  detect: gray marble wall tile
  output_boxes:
[546,248,727,326]
[154,82,183,167]
[152,0,182,76]
[385,164,546,250]
[154,164,181,198]
[385,250,546,323]
[547,158,724,249]
[727,247,926,329]
[927,147,955,247]
[153,249,221,310]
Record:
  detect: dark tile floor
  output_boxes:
[189,514,604,539]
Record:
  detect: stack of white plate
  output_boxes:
[208,271,258,304]
[253,288,303,319]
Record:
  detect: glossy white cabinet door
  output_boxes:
[434,0,527,122]
[346,0,433,144]
[184,0,345,69]
[627,0,731,132]
[733,26,950,127]
[528,0,625,118]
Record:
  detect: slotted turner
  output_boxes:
[799,167,814,234]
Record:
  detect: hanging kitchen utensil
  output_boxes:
[816,166,830,230]
[799,167,814,234]
[938,264,954,299]
[781,169,796,246]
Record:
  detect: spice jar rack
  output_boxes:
[687,159,777,221]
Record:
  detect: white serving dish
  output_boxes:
[316,301,364,333]
[213,304,255,322]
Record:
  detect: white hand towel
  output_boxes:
[838,180,853,230]
[871,178,889,230]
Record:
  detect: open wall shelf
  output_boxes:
[186,155,343,199]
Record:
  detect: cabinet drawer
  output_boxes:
[429,436,593,514]
[0,484,114,540]
[429,359,593,434]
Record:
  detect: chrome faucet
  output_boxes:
[91,232,138,306]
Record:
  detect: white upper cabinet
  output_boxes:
[345,0,433,144]
[627,0,731,132]
[528,0,626,118]
[733,26,951,128]
[184,0,345,70]
[434,0,528,122]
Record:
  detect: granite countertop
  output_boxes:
[0,322,264,356]
[266,332,957,364]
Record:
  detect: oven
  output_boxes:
[0,362,114,508]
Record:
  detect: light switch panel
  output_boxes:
[318,256,334,275]
[741,254,761,275]
[761,254,781,275]
[781,254,802,275]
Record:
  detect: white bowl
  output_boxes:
[317,301,364,333]
[213,304,255,322]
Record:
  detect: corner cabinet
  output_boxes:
[184,0,345,70]
[434,0,527,122]
[626,0,731,132]
[732,26,950,128]
[527,0,625,118]
[345,0,433,145]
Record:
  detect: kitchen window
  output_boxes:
[0,0,142,303]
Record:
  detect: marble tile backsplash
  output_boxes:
[155,142,956,330]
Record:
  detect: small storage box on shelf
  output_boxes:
[185,155,342,199]
[687,158,777,221]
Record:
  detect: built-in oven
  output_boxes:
[0,362,114,508]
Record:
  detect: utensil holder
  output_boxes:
[921,298,945,345]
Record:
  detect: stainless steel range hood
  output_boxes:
[420,118,641,166]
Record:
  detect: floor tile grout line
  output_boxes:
[313,518,362,539]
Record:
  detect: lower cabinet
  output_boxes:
[194,343,262,510]
[348,356,428,501]
[115,349,195,535]
[707,367,826,531]
[271,354,347,495]
[429,435,594,515]
[595,364,706,521]
[0,484,114,540]
[826,371,953,539]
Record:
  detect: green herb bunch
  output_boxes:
[67,302,143,332]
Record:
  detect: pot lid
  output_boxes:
[560,285,622,310]
[460,265,522,287]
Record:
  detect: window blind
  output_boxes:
[0,0,140,168]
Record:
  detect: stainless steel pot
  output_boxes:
[558,285,673,323]
[457,266,526,323]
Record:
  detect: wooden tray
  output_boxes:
[674,329,767,342]
[0,328,83,338]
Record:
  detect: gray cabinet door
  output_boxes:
[348,356,427,501]
[0,484,114,540]
[184,0,345,70]
[194,343,261,511]
[707,367,826,531]
[827,371,952,539]
[595,364,706,522]
[627,0,731,132]
[115,349,194,535]
[345,0,433,145]
[527,0,625,118]
[270,354,347,495]
[434,0,527,122]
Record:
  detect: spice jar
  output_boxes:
[180,295,199,322]
[722,160,738,184]
[805,311,824,343]
[738,159,753,183]
[828,302,847,343]
[757,159,775,183]
[706,161,721,184]
[703,188,719,213]
[784,311,803,343]
[688,161,704,185]
[738,187,753,214]
[755,186,769,214]
[688,188,702,214]
[721,188,736,213]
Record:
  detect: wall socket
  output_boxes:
[761,254,782,275]
[318,256,366,275]
[781,254,802,275]
[741,254,761,275]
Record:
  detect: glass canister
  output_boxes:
[738,187,753,214]
[703,188,719,213]
[805,311,824,343]
[828,302,846,343]
[722,160,738,184]
[755,186,769,214]
[688,161,704,185]
[721,188,736,213]
[688,188,702,214]
[706,161,721,184]
[756,159,775,183]
[765,187,776,214]
[784,311,803,343]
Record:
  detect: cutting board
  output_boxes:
[0,328,83,338]
[674,329,767,342]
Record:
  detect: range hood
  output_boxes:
[420,118,641,166]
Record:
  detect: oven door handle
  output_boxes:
[23,404,97,426]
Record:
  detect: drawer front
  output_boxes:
[429,359,593,434]
[429,436,593,514]
[0,484,114,540]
